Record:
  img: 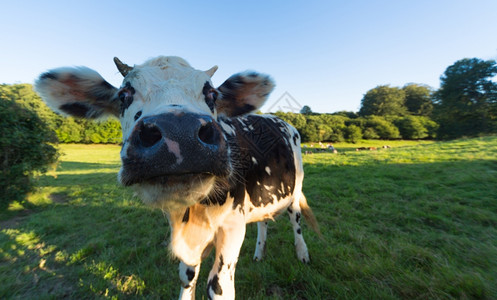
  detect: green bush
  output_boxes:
[81,119,122,144]
[395,116,428,139]
[364,116,400,139]
[345,124,363,143]
[0,97,58,210]
[362,127,380,139]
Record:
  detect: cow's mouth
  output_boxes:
[120,171,214,187]
[120,170,219,210]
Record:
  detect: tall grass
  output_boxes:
[1,137,496,299]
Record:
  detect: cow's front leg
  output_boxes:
[179,262,200,300]
[207,217,246,299]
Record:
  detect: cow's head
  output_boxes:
[35,56,274,210]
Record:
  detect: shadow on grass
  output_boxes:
[57,161,121,172]
[38,172,120,187]
[1,159,497,299]
[0,187,177,299]
[37,161,121,188]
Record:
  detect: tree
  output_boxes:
[344,125,362,143]
[332,111,359,118]
[434,58,497,139]
[359,85,408,117]
[364,116,400,139]
[320,114,347,142]
[403,83,434,116]
[300,105,313,115]
[394,116,428,139]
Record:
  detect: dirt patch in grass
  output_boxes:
[0,209,32,229]
[49,193,69,204]
[0,193,69,229]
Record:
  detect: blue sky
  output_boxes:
[2,0,496,113]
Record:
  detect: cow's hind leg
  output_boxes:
[179,262,201,300]
[253,221,268,261]
[287,195,310,263]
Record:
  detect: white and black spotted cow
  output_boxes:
[35,56,320,300]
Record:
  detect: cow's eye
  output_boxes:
[119,91,129,102]
[134,111,142,121]
[207,89,218,102]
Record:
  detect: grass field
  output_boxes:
[1,137,497,299]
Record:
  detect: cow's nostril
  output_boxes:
[139,123,162,148]
[198,122,218,146]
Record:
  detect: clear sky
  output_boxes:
[2,0,496,113]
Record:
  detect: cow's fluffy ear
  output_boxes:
[35,67,119,119]
[216,71,275,117]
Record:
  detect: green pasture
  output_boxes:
[1,138,497,299]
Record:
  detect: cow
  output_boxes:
[35,56,320,300]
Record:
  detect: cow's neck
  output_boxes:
[166,201,232,266]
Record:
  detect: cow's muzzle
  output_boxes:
[120,112,229,186]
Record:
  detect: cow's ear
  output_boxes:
[216,72,275,117]
[35,67,119,119]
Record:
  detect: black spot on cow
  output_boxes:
[293,132,299,146]
[134,110,142,121]
[287,207,293,214]
[182,207,190,223]
[231,103,256,116]
[207,275,223,296]
[218,255,224,272]
[186,267,195,281]
[219,78,237,93]
[100,80,115,91]
[203,81,217,113]
[60,103,91,118]
[124,82,135,93]
[295,212,301,224]
[297,228,301,234]
[119,82,135,115]
[40,72,57,80]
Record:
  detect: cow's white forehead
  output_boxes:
[118,56,215,139]
[125,56,209,94]
[123,56,213,116]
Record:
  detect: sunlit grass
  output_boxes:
[1,137,497,299]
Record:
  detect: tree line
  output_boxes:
[281,57,496,142]
[1,57,496,145]
[274,111,438,143]
[277,82,439,142]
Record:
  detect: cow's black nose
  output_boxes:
[198,121,219,147]
[139,122,162,148]
[122,112,228,184]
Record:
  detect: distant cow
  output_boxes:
[35,56,320,300]
[356,147,377,151]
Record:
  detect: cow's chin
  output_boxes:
[130,174,216,211]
